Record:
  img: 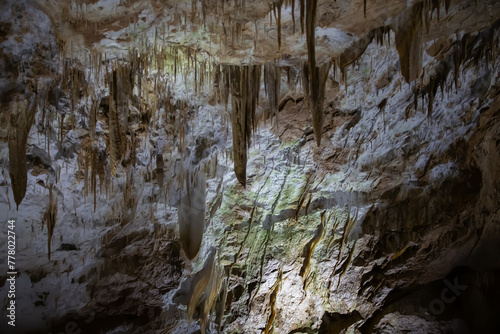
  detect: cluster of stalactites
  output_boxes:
[162,0,247,49]
[77,137,108,213]
[163,0,346,52]
[332,0,456,99]
[414,18,500,118]
[330,0,500,123]
[295,0,456,147]
[268,0,285,49]
[62,59,86,114]
[223,64,262,187]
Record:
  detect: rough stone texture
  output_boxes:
[0,0,499,334]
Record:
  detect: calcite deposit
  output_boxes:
[0,1,499,333]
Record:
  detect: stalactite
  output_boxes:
[156,154,164,198]
[229,66,245,185]
[264,61,280,126]
[444,0,450,12]
[285,66,291,90]
[302,59,331,147]
[277,0,283,49]
[92,146,104,212]
[269,3,273,26]
[9,95,37,209]
[227,64,261,187]
[194,48,198,95]
[374,26,391,47]
[44,185,57,260]
[61,62,86,117]
[89,96,98,139]
[303,0,330,147]
[77,137,98,212]
[107,68,126,175]
[59,113,65,147]
[299,0,305,35]
[391,3,424,83]
[221,64,230,109]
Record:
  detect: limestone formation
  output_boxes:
[1,0,499,333]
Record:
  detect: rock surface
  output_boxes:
[0,0,499,334]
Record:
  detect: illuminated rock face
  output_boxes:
[1,0,500,333]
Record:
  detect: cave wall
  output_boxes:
[0,0,499,333]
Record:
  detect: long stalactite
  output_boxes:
[227,64,261,187]
[392,2,424,83]
[107,68,126,176]
[8,93,37,209]
[44,185,58,260]
[264,61,281,127]
[304,0,330,147]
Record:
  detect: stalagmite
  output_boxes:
[199,265,223,334]
[178,171,206,260]
[187,248,216,324]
